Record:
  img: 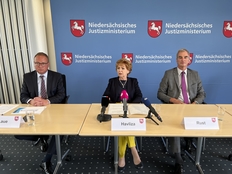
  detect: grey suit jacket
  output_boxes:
[20,70,65,104]
[157,68,205,104]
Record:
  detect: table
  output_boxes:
[0,104,91,174]
[79,103,232,174]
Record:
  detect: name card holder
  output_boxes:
[111,118,146,131]
[184,117,219,130]
[0,116,21,128]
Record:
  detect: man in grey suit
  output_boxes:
[157,48,205,174]
[15,52,65,174]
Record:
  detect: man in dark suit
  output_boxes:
[157,48,205,174]
[15,52,65,174]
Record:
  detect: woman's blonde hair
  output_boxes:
[116,59,132,74]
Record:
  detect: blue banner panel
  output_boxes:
[51,0,232,104]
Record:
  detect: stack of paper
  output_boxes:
[0,105,18,115]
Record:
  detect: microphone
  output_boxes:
[120,90,129,118]
[100,96,109,115]
[142,97,162,122]
[97,96,111,122]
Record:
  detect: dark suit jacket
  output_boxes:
[20,70,65,104]
[157,68,205,104]
[103,77,142,103]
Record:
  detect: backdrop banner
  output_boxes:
[51,0,232,104]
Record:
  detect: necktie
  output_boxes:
[181,71,189,104]
[40,75,47,99]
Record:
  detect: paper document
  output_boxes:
[12,107,46,114]
[107,103,148,115]
[0,105,19,115]
[129,104,149,115]
[107,104,126,115]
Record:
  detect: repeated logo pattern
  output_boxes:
[122,53,133,63]
[70,20,85,37]
[61,53,73,66]
[148,20,162,38]
[223,21,232,38]
[188,53,194,66]
[62,19,231,66]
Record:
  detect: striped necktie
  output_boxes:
[40,75,47,99]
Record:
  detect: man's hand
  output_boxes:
[29,97,50,106]
[170,98,185,104]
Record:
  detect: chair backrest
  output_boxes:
[61,74,70,104]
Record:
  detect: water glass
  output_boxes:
[155,104,161,114]
[217,106,226,121]
[26,110,35,126]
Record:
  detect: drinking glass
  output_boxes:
[217,106,226,121]
[155,104,161,114]
[26,110,35,126]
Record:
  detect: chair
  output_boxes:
[61,74,70,105]
[228,154,232,161]
[33,74,70,147]
[103,137,142,153]
[61,74,71,161]
[0,150,3,161]
[161,102,207,161]
[61,74,70,145]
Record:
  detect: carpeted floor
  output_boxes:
[0,135,232,174]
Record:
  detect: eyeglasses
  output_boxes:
[34,62,48,66]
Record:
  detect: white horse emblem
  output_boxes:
[62,54,72,63]
[149,22,161,35]
[72,21,84,34]
[224,22,232,31]
[124,55,132,62]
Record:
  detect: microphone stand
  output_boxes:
[123,110,127,118]
[122,98,128,118]
[145,110,159,125]
[119,108,128,118]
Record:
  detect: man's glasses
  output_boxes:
[34,62,48,66]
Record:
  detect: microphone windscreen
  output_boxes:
[101,96,109,107]
[142,97,151,107]
[120,90,129,100]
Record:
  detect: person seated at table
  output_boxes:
[103,58,143,172]
[15,52,65,174]
[157,48,205,174]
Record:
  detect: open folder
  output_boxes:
[107,104,149,115]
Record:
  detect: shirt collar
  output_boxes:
[37,71,48,79]
[177,68,187,76]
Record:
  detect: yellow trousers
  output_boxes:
[118,136,136,158]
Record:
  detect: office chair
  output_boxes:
[161,102,207,162]
[184,102,207,161]
[0,150,3,161]
[104,137,142,153]
[33,74,70,148]
[161,137,206,163]
[61,74,70,145]
[228,154,232,161]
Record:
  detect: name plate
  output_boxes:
[0,116,21,128]
[111,118,146,131]
[184,117,219,130]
